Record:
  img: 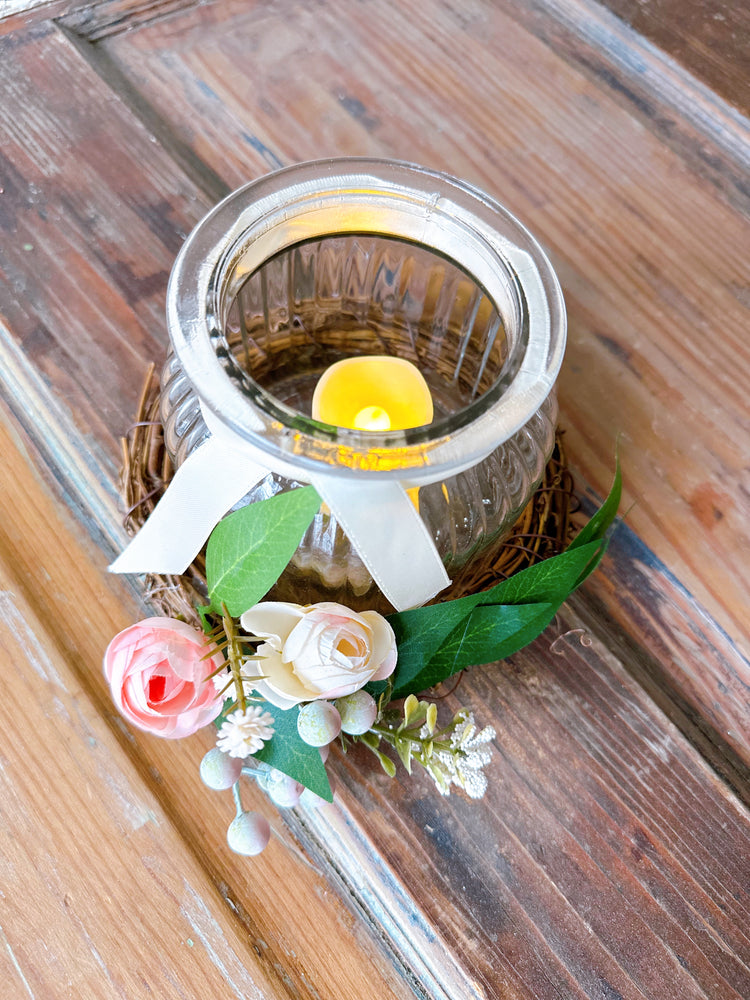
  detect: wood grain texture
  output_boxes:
[0,431,289,1000]
[0,18,207,462]
[2,242,748,1000]
[597,0,750,115]
[0,25,419,1000]
[59,0,201,38]
[92,0,750,758]
[297,612,750,1000]
[0,0,195,35]
[497,0,750,216]
[0,400,419,1000]
[576,521,750,789]
[1,7,750,999]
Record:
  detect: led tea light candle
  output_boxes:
[311,355,434,432]
[116,159,566,612]
[311,355,432,512]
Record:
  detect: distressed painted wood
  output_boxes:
[598,0,750,115]
[0,427,289,999]
[0,597,289,1000]
[300,617,750,1000]
[0,0,194,34]
[1,3,749,999]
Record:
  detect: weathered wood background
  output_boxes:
[1,0,748,997]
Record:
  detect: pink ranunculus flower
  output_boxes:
[240,602,398,711]
[103,617,224,738]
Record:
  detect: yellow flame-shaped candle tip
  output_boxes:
[353,406,392,431]
[311,355,433,431]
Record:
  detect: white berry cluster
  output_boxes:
[296,689,378,747]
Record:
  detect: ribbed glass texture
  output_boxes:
[161,231,558,611]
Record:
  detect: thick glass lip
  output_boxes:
[166,157,566,482]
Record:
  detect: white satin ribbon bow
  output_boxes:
[109,405,451,612]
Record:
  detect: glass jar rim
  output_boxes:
[166,157,566,482]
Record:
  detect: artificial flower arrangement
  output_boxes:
[104,466,621,857]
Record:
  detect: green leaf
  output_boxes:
[197,604,214,634]
[374,749,397,777]
[388,589,487,685]
[477,538,605,607]
[251,700,332,801]
[395,737,413,773]
[568,457,622,552]
[387,541,602,696]
[385,459,623,699]
[205,486,321,617]
[391,602,555,697]
[358,731,380,750]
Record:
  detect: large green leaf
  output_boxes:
[389,590,486,682]
[387,462,622,698]
[252,700,333,801]
[388,541,603,696]
[391,602,555,697]
[205,486,321,617]
[475,539,605,607]
[568,457,622,554]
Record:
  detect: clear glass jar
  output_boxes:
[161,158,566,611]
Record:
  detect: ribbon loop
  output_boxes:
[110,411,451,611]
[109,438,269,576]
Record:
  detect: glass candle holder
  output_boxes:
[160,158,566,612]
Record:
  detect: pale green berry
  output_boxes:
[297,701,341,747]
[335,690,377,735]
[200,748,243,790]
[227,811,271,856]
[264,769,303,808]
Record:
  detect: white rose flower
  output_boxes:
[239,601,398,710]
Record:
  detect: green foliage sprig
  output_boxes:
[383,460,621,699]
[353,693,496,798]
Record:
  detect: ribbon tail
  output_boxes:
[109,438,268,575]
[313,477,451,612]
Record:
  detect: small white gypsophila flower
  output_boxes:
[452,740,494,799]
[450,710,477,748]
[217,706,275,758]
[455,762,489,800]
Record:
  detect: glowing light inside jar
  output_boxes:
[311,355,434,432]
[353,405,392,431]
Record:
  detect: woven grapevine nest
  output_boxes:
[119,364,578,626]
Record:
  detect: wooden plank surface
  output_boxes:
[0,0,196,34]
[307,621,750,1000]
[92,0,750,762]
[597,0,750,115]
[0,392,420,1000]
[0,418,288,1000]
[0,24,420,1000]
[1,3,749,999]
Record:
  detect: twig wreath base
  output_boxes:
[120,364,579,626]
